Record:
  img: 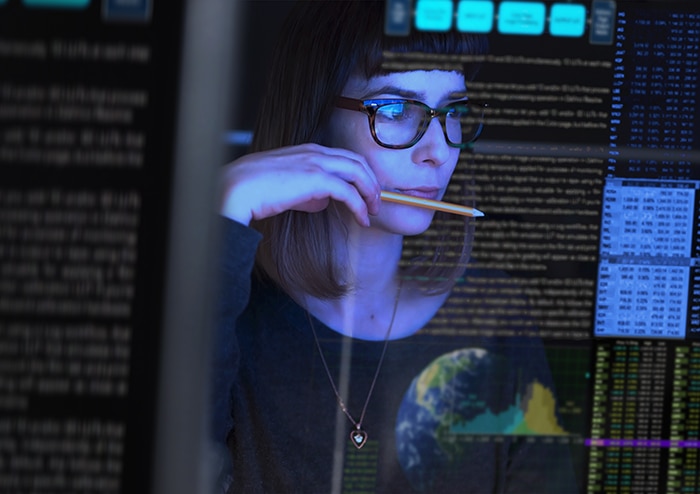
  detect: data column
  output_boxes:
[628,343,666,492]
[595,181,694,339]
[667,345,700,493]
[587,345,609,493]
[586,341,669,493]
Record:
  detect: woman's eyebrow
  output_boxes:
[360,85,422,99]
[448,91,469,100]
[360,85,469,102]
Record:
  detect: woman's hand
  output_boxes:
[218,143,381,227]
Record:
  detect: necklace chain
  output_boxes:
[306,280,402,448]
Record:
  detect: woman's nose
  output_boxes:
[411,117,452,166]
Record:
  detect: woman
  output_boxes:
[213,1,576,492]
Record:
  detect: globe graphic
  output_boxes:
[395,347,564,492]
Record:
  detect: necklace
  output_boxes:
[306,281,402,450]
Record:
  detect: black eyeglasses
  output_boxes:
[335,96,486,150]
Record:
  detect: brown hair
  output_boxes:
[250,0,488,298]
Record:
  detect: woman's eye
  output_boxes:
[446,104,467,116]
[378,104,409,121]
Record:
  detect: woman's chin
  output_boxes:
[370,207,437,236]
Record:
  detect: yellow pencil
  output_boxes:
[380,191,484,217]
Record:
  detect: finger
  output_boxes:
[275,144,380,205]
[223,144,381,224]
[296,147,381,215]
[310,145,382,203]
[250,174,369,227]
[299,175,371,227]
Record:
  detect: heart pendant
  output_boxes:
[350,429,368,449]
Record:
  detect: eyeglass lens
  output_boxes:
[373,102,480,148]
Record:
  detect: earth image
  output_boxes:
[395,347,564,492]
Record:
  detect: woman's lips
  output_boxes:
[394,188,441,201]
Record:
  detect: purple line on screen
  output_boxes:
[586,439,700,448]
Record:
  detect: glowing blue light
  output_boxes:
[415,0,454,32]
[457,0,494,33]
[549,4,586,37]
[498,1,546,35]
[23,0,89,7]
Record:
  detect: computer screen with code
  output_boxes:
[225,1,699,492]
[0,0,236,492]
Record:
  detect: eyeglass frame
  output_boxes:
[334,96,486,150]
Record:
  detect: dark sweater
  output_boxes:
[212,218,578,493]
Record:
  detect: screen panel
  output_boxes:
[221,1,700,493]
[0,0,235,492]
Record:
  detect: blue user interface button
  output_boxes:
[385,0,412,36]
[549,4,586,37]
[457,1,494,33]
[497,1,546,35]
[590,0,616,45]
[23,0,90,7]
[104,0,151,21]
[415,0,454,32]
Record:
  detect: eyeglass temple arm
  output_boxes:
[335,96,365,111]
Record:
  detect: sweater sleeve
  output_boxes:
[209,216,262,447]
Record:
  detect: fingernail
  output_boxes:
[372,192,381,215]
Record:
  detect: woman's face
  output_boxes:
[326,70,466,236]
